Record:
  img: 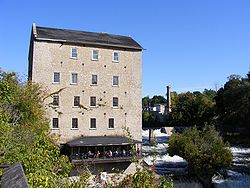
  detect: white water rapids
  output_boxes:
[142,129,250,188]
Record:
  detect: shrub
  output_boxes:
[168,125,232,188]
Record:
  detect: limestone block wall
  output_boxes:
[30,41,142,143]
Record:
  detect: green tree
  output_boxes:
[0,69,72,187]
[142,95,167,108]
[215,74,250,132]
[142,96,151,107]
[203,89,217,100]
[168,126,232,188]
[168,90,215,127]
[142,111,157,127]
[151,95,167,106]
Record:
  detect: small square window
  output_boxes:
[92,50,99,60]
[92,75,97,85]
[52,96,59,106]
[52,118,59,129]
[71,73,78,84]
[71,48,77,59]
[74,96,80,107]
[113,52,119,62]
[90,118,96,129]
[53,72,60,83]
[72,118,78,129]
[113,76,119,86]
[90,96,96,107]
[108,118,114,129]
[113,97,118,107]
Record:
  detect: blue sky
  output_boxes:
[0,0,249,97]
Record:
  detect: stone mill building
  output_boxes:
[28,23,142,165]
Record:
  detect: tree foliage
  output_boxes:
[215,75,250,132]
[168,90,216,127]
[142,111,157,125]
[0,69,72,187]
[142,95,167,107]
[116,169,173,188]
[168,125,232,188]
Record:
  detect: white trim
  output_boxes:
[92,49,99,61]
[89,96,97,107]
[52,71,60,84]
[112,51,119,62]
[108,118,115,129]
[112,75,119,86]
[70,72,78,85]
[71,117,78,129]
[91,74,98,85]
[71,47,78,59]
[52,117,59,129]
[90,118,97,129]
[112,97,119,108]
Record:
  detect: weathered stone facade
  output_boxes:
[28,24,142,144]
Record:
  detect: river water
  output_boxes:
[142,129,250,188]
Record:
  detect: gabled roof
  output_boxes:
[32,23,142,50]
[67,136,141,147]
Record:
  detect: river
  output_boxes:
[142,129,250,188]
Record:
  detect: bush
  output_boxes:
[0,70,72,187]
[168,125,232,188]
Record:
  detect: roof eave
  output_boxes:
[35,37,143,50]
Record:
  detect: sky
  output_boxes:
[0,0,250,97]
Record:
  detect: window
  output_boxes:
[108,118,114,129]
[52,96,59,106]
[52,118,59,129]
[53,72,60,83]
[113,97,118,107]
[91,74,97,85]
[71,73,78,84]
[92,50,99,60]
[113,52,119,62]
[72,118,78,129]
[90,118,96,129]
[74,96,80,107]
[113,76,119,86]
[71,48,77,58]
[90,96,96,107]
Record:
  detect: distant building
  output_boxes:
[152,104,166,114]
[143,86,171,115]
[28,24,143,165]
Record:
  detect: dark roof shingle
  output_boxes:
[33,24,142,50]
[67,136,141,147]
[1,163,29,188]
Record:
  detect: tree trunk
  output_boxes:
[198,175,213,188]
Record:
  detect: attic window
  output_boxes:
[92,50,99,60]
[113,51,119,62]
[71,48,77,59]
